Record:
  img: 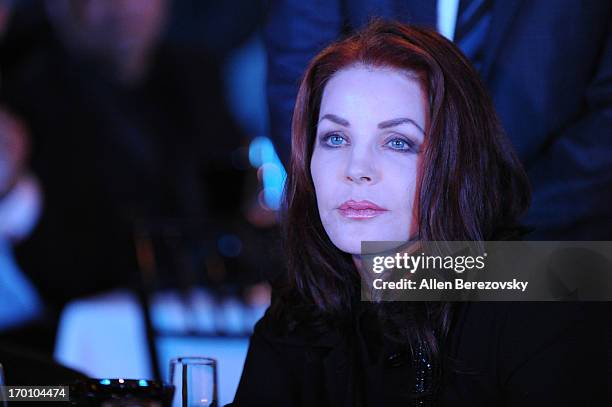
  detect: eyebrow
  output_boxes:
[378,118,425,134]
[319,114,425,135]
[319,114,350,127]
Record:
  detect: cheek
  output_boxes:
[310,150,339,207]
[384,160,418,226]
[310,153,324,202]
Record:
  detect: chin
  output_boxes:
[330,234,386,255]
[332,240,363,256]
[331,229,415,255]
[322,217,413,254]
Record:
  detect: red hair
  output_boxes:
[274,20,530,399]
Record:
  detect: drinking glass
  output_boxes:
[169,357,217,407]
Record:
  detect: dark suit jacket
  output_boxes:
[263,0,612,239]
[229,301,608,406]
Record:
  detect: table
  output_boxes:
[55,288,267,406]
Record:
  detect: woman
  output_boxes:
[231,21,606,406]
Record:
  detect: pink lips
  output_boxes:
[337,200,388,219]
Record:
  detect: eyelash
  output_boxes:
[321,133,348,147]
[320,132,418,153]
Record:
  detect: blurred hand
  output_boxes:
[0,108,29,198]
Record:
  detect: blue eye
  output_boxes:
[386,137,416,152]
[322,133,348,147]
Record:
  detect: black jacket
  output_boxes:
[230,301,608,406]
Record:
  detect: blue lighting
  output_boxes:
[248,137,286,210]
[248,136,270,168]
[99,379,111,385]
[138,380,148,387]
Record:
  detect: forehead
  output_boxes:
[318,65,427,126]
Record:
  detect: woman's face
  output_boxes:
[310,65,428,255]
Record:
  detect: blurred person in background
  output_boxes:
[0,0,47,351]
[0,107,43,334]
[263,0,612,240]
[0,0,251,344]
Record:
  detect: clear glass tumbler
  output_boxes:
[169,357,218,407]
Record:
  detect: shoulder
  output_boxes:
[446,302,608,405]
[252,301,344,349]
[458,300,603,332]
[231,302,346,406]
[454,301,606,359]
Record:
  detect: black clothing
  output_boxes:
[0,342,87,385]
[231,301,608,406]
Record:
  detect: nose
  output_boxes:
[345,149,378,184]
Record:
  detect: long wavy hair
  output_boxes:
[273,19,530,398]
